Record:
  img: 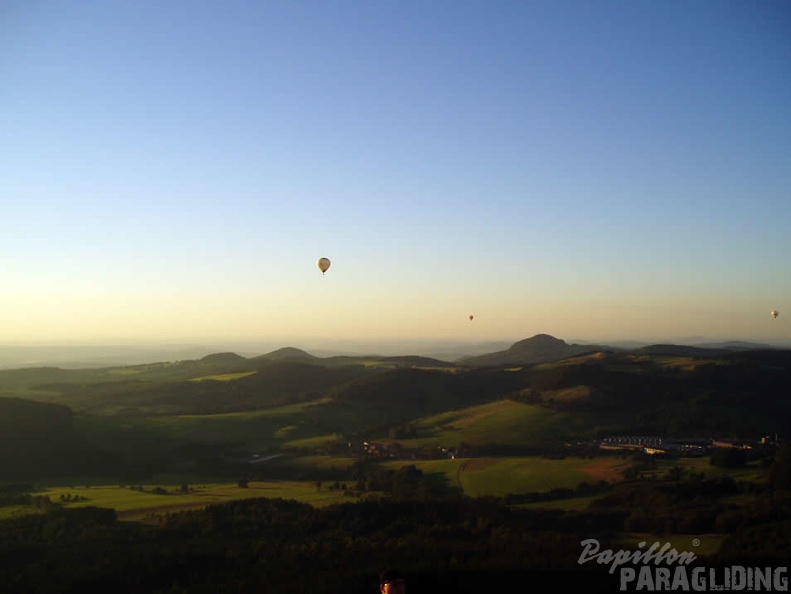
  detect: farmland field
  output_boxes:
[189,372,257,381]
[376,455,628,498]
[21,480,360,523]
[455,456,624,497]
[1,455,630,523]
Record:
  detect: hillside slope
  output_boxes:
[458,334,611,366]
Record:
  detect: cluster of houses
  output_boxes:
[358,440,464,460]
[598,434,779,456]
[238,434,781,467]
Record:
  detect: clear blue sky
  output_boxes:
[2,0,790,350]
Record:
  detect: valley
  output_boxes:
[0,334,789,592]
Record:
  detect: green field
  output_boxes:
[457,456,604,497]
[374,454,627,497]
[387,400,600,449]
[0,455,625,523]
[189,372,258,381]
[12,480,360,523]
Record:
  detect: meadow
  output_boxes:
[376,455,628,497]
[6,453,765,527]
[0,480,359,523]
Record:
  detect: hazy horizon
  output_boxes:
[3,2,789,350]
[2,332,790,371]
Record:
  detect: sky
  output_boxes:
[2,0,790,352]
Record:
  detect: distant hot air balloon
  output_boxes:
[317,257,331,275]
[771,310,779,319]
[469,315,474,321]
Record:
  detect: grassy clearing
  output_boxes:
[395,400,594,448]
[376,455,625,497]
[457,457,608,497]
[0,505,41,521]
[358,360,399,369]
[189,372,257,382]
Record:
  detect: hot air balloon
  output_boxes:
[469,315,474,321]
[771,310,779,319]
[317,257,331,275]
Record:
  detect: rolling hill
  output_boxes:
[0,334,790,481]
[457,334,612,366]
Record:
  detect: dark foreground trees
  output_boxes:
[0,497,616,593]
[1,475,790,594]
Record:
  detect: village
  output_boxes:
[239,432,781,467]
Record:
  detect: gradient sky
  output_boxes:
[2,0,790,350]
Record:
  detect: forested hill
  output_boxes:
[457,333,605,366]
[0,397,73,435]
[0,398,109,478]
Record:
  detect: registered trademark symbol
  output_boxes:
[692,539,700,547]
